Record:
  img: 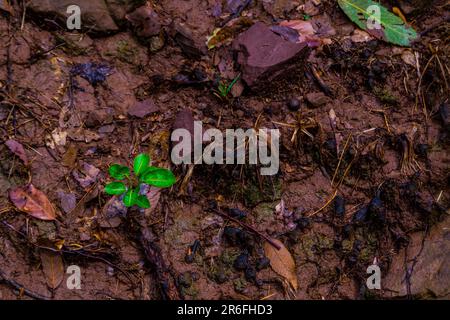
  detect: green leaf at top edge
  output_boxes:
[105,182,127,195]
[123,188,139,207]
[337,0,418,47]
[133,153,150,177]
[135,194,150,209]
[108,164,130,180]
[141,168,176,188]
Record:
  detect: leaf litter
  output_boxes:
[0,0,448,301]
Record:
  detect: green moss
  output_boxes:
[373,86,398,105]
[253,201,278,224]
[229,177,281,207]
[233,276,247,292]
[181,284,199,298]
[117,40,138,64]
[220,248,240,267]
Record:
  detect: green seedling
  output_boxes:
[213,74,240,100]
[104,153,176,208]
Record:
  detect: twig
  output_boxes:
[308,64,333,97]
[210,208,282,250]
[139,226,181,300]
[0,269,50,300]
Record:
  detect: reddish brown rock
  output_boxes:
[125,4,161,38]
[233,22,308,89]
[28,0,118,33]
[171,22,207,58]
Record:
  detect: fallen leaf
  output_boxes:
[401,50,416,67]
[0,0,13,15]
[61,144,78,168]
[350,29,373,42]
[206,17,253,49]
[5,139,28,165]
[57,191,77,214]
[99,196,127,228]
[39,249,64,290]
[338,0,418,46]
[73,162,100,188]
[278,19,321,46]
[9,184,57,220]
[264,238,298,290]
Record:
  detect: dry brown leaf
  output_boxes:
[39,249,64,290]
[62,144,78,168]
[0,0,13,15]
[264,238,298,290]
[9,184,57,220]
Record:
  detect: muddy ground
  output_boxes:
[0,0,449,300]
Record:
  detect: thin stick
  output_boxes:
[0,269,50,300]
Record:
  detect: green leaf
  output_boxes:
[104,182,127,195]
[141,168,176,188]
[133,153,150,176]
[139,166,159,180]
[108,164,130,180]
[135,194,150,209]
[123,188,139,207]
[338,0,418,47]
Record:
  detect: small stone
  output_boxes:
[334,195,345,218]
[126,5,161,38]
[287,97,301,111]
[306,92,328,108]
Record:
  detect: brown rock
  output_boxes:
[85,108,114,127]
[262,0,298,18]
[305,92,328,107]
[125,4,161,38]
[383,217,450,298]
[171,22,207,58]
[233,22,308,89]
[28,0,118,33]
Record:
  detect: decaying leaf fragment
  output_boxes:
[5,139,28,165]
[264,238,298,290]
[39,249,64,290]
[9,184,57,221]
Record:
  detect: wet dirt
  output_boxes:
[0,0,449,300]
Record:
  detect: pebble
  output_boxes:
[287,97,301,111]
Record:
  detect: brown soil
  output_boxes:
[0,0,449,300]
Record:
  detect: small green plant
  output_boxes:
[213,74,240,100]
[104,153,176,208]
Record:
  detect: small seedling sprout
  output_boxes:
[104,153,176,208]
[213,74,240,100]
